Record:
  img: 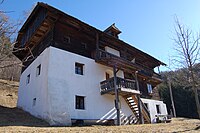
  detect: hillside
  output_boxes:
[0,79,49,127]
[0,79,200,132]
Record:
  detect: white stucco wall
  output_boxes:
[17,47,50,121]
[141,98,168,123]
[17,46,168,125]
[47,46,131,124]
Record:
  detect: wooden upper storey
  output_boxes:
[14,3,165,81]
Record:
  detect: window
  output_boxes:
[75,96,85,110]
[105,72,110,80]
[147,83,153,93]
[63,36,70,44]
[81,42,87,49]
[26,74,30,84]
[33,98,36,106]
[75,62,84,75]
[36,64,41,76]
[156,104,161,114]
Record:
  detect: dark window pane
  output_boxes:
[75,63,84,75]
[75,96,85,110]
[106,72,110,80]
[27,74,30,84]
[156,105,161,114]
[36,64,41,76]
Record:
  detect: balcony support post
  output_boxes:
[113,65,121,126]
[135,71,144,124]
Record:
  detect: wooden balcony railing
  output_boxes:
[95,49,162,81]
[100,77,138,95]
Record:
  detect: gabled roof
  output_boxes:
[16,2,166,67]
[104,23,122,35]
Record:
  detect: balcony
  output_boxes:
[95,49,162,82]
[100,77,140,96]
[95,49,153,74]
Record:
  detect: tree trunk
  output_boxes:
[191,70,200,119]
[168,77,176,117]
[193,86,200,118]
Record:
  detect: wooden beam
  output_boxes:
[134,71,144,124]
[113,65,121,126]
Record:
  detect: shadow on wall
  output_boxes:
[0,105,49,127]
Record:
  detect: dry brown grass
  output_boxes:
[0,79,200,133]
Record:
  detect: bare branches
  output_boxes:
[0,61,22,69]
[172,17,200,118]
[0,0,4,4]
[173,18,200,69]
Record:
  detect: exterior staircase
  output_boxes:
[123,95,151,124]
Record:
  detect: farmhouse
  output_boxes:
[14,2,168,126]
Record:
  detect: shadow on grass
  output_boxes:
[0,105,49,127]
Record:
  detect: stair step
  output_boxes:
[130,106,138,109]
[127,97,133,100]
[124,95,151,124]
[128,102,136,105]
[126,100,135,103]
[128,104,137,107]
[129,102,137,105]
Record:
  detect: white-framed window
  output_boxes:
[26,74,30,85]
[36,64,41,76]
[147,83,153,93]
[75,62,84,75]
[75,95,85,110]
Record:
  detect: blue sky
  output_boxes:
[1,0,200,71]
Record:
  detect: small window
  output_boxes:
[147,83,153,93]
[26,74,30,84]
[75,62,84,75]
[81,42,87,49]
[33,98,36,106]
[75,96,85,110]
[156,104,161,114]
[63,36,70,44]
[36,64,41,76]
[105,72,110,80]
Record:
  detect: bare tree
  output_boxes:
[0,12,21,80]
[172,18,200,118]
[0,1,36,81]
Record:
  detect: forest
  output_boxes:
[157,63,200,118]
